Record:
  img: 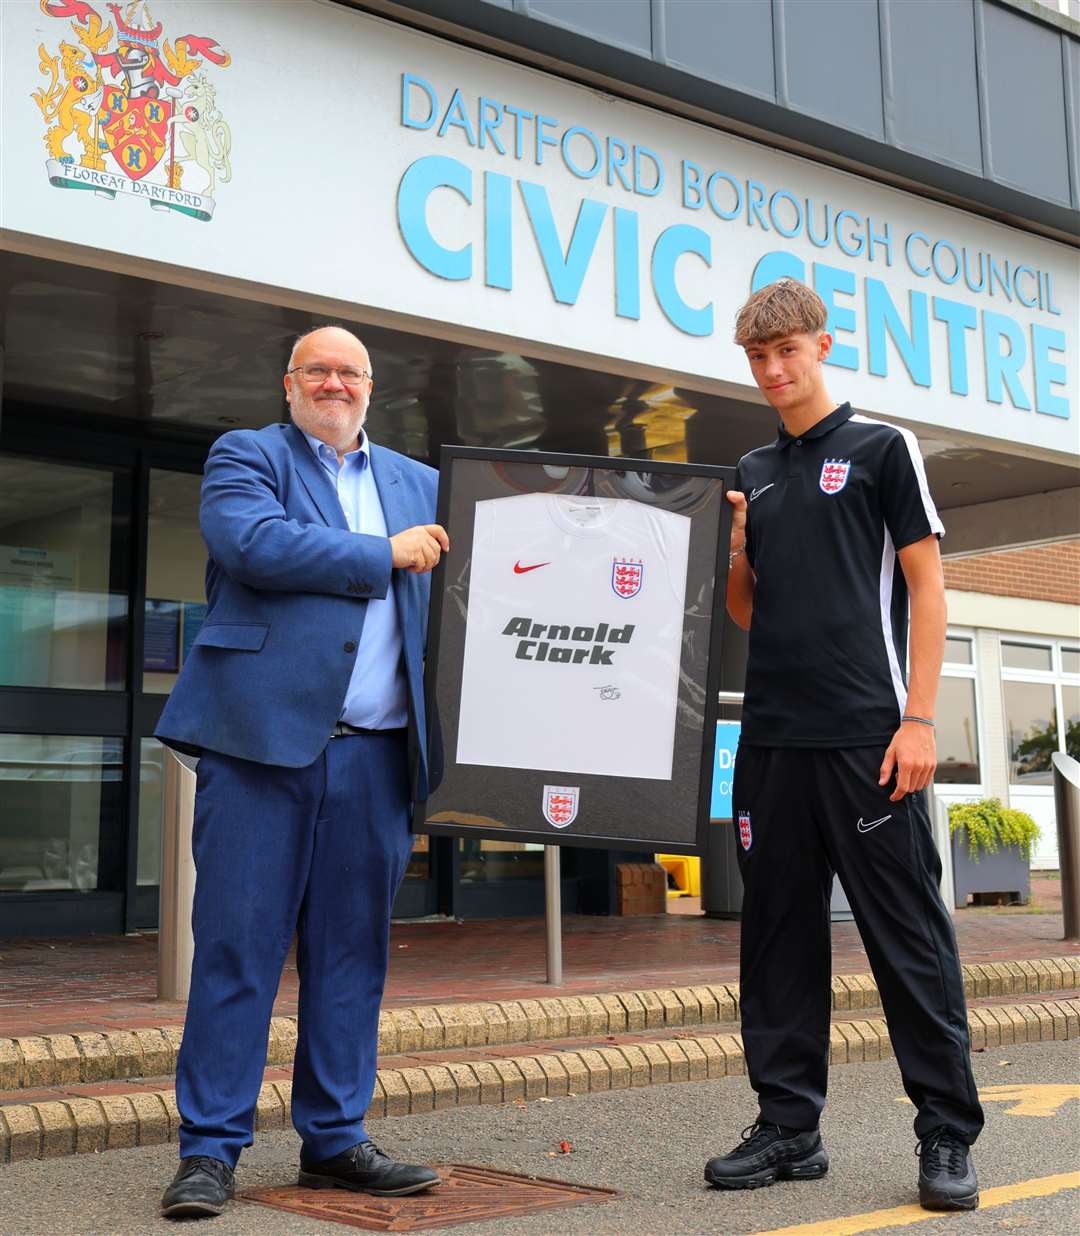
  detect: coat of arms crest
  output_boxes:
[612,558,644,599]
[819,459,851,495]
[542,786,579,829]
[30,0,233,221]
[738,810,752,852]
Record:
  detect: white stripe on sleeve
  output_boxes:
[878,525,908,713]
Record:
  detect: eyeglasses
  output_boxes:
[287,364,371,386]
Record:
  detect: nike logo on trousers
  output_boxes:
[857,815,892,833]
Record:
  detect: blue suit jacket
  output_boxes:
[155,422,439,799]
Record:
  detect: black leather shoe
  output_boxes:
[160,1155,235,1218]
[705,1121,829,1190]
[917,1127,979,1211]
[299,1141,439,1196]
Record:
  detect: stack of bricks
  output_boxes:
[616,862,667,915]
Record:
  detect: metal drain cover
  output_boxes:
[239,1164,620,1231]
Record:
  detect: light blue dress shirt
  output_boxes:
[301,429,408,730]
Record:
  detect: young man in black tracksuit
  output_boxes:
[704,279,983,1211]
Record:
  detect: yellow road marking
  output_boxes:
[977,1083,1080,1117]
[756,1171,1080,1235]
[895,1083,1080,1117]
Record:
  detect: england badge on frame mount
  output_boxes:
[543,786,579,829]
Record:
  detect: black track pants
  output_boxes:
[733,745,984,1144]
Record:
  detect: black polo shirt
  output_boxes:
[736,403,944,749]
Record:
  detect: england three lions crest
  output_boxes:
[819,459,851,495]
[612,558,643,599]
[543,786,579,829]
[31,0,232,222]
[738,810,752,852]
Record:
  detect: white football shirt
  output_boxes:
[455,493,691,780]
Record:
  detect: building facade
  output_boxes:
[0,0,1077,936]
[937,541,1080,869]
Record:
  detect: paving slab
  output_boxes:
[2,900,1076,1042]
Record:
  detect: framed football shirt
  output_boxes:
[420,447,733,854]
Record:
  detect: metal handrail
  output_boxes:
[1051,753,1080,942]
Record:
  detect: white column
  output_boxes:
[975,629,1009,803]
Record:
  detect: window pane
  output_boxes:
[1063,649,1080,676]
[1004,681,1058,784]
[934,677,980,784]
[944,637,973,665]
[459,838,544,882]
[1001,641,1052,671]
[1064,685,1080,763]
[0,735,124,891]
[137,739,166,886]
[0,456,127,688]
[143,471,206,694]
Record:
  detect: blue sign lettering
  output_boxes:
[393,75,1073,423]
[652,224,713,336]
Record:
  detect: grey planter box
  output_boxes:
[950,833,1030,908]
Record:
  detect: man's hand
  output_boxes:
[389,524,449,573]
[879,721,937,802]
[724,490,754,630]
[726,490,748,554]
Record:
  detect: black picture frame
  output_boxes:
[418,446,734,855]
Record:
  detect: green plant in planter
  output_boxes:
[947,798,1041,862]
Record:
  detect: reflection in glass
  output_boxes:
[459,838,544,882]
[0,735,124,891]
[1063,649,1080,676]
[1004,681,1058,784]
[1064,686,1080,763]
[143,470,206,695]
[0,456,126,688]
[137,739,167,887]
[943,637,972,665]
[935,677,980,784]
[1001,642,1052,672]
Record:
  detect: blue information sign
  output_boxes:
[710,721,741,820]
[143,599,181,673]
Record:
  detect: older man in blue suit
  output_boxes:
[155,326,448,1219]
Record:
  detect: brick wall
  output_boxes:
[943,540,1080,605]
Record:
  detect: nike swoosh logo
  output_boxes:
[857,815,892,833]
[749,484,774,502]
[513,561,550,574]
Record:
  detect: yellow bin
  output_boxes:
[656,853,701,897]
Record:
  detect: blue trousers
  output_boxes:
[175,731,413,1168]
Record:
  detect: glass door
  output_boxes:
[0,451,132,936]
